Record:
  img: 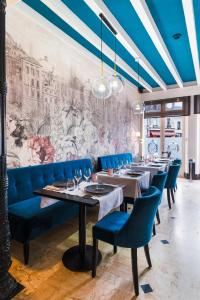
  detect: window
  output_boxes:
[145,104,161,113]
[165,101,183,111]
[144,97,190,118]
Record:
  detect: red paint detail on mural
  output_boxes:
[28,136,55,164]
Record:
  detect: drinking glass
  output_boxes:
[83,168,91,182]
[66,179,75,191]
[74,169,82,189]
[118,161,123,174]
[124,159,129,169]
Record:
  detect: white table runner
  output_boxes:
[43,181,123,220]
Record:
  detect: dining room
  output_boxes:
[1,1,200,300]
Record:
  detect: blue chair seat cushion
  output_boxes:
[93,211,130,245]
[9,196,78,243]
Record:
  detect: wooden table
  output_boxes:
[34,188,101,272]
[130,163,167,177]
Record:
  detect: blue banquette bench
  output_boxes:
[8,158,93,264]
[97,152,134,171]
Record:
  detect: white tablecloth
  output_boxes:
[97,171,150,198]
[44,181,123,220]
[130,163,166,178]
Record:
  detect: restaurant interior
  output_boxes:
[1,0,200,299]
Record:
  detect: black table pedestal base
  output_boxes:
[62,245,102,272]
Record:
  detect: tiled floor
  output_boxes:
[11,178,200,299]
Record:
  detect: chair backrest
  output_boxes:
[165,163,181,189]
[117,186,161,248]
[151,171,167,203]
[162,151,171,158]
[97,152,133,171]
[7,158,93,205]
[173,159,182,165]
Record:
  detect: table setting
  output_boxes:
[34,168,124,272]
[43,180,123,220]
[128,161,167,177]
[97,167,151,198]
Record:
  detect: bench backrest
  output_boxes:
[97,153,133,171]
[7,158,92,205]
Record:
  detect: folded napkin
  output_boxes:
[44,185,62,192]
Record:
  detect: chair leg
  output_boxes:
[92,238,98,278]
[131,248,139,296]
[113,245,117,254]
[144,244,152,268]
[156,209,161,224]
[167,188,171,209]
[23,242,29,265]
[120,203,125,212]
[153,223,156,236]
[124,202,128,212]
[170,189,175,203]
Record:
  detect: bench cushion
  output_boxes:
[97,153,133,171]
[7,158,92,243]
[9,196,78,243]
[8,159,92,205]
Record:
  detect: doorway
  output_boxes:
[144,116,183,159]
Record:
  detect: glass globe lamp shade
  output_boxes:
[92,76,112,99]
[109,74,124,95]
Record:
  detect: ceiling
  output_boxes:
[18,0,200,93]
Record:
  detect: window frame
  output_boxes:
[144,97,190,118]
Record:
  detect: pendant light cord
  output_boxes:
[137,58,141,105]
[100,16,103,78]
[114,36,117,76]
[137,59,140,90]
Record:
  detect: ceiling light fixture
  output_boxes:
[109,35,124,96]
[92,14,111,100]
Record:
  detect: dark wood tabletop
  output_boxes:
[34,188,99,207]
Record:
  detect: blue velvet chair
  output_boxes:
[165,164,181,209]
[151,171,167,224]
[92,186,161,296]
[172,159,182,191]
[173,159,182,165]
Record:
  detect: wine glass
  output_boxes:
[83,168,91,182]
[74,169,82,189]
[124,159,129,169]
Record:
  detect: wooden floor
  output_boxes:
[11,178,200,300]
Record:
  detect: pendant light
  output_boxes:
[109,36,124,95]
[92,15,111,100]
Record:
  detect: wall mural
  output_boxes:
[6,10,139,168]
